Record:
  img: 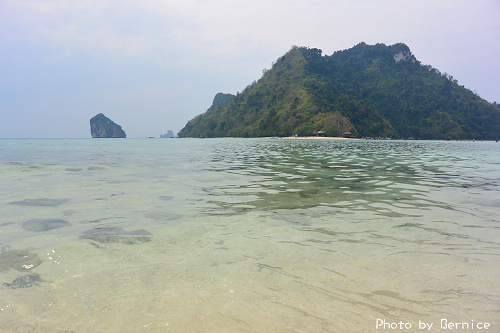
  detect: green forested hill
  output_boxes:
[179,43,500,139]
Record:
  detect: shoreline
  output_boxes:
[276,136,357,140]
[206,136,497,142]
[211,136,359,140]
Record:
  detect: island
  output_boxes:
[178,42,500,140]
[90,113,126,138]
[160,130,175,138]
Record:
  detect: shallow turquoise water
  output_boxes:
[1,138,499,332]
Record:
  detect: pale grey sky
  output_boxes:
[1,0,499,138]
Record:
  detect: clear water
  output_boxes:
[1,138,499,332]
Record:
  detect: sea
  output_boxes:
[0,138,499,332]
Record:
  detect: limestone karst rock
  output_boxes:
[90,113,126,138]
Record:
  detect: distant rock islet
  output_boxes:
[90,113,126,138]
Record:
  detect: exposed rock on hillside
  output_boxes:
[211,93,235,108]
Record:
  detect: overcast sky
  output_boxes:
[1,0,499,138]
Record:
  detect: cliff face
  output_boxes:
[90,113,126,138]
[211,93,234,109]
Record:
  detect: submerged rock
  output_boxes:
[9,198,68,207]
[90,113,126,138]
[0,250,42,272]
[3,274,43,289]
[80,227,151,244]
[144,211,182,221]
[22,219,70,232]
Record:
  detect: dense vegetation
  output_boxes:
[179,43,500,139]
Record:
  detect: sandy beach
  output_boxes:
[272,136,358,140]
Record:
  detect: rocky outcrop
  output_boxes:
[211,93,234,109]
[160,130,175,138]
[90,113,126,138]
